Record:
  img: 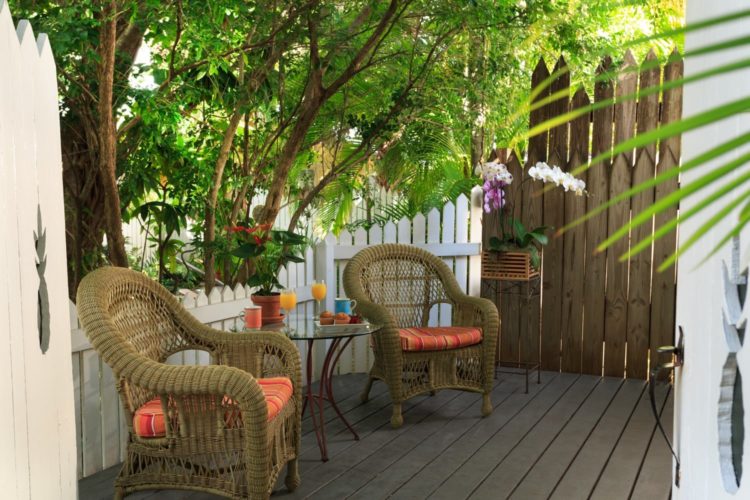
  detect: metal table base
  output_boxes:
[303,336,359,461]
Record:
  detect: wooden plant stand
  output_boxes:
[481,250,540,281]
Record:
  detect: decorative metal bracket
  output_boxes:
[649,326,684,487]
[656,328,684,369]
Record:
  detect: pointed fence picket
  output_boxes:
[70,196,484,479]
[482,53,683,379]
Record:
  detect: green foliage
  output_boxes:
[8,0,684,288]
[227,223,306,295]
[489,217,549,269]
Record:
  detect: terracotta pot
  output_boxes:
[251,293,282,324]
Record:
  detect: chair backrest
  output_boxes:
[344,244,459,328]
[77,267,207,414]
[77,266,195,366]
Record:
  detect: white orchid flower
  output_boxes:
[573,179,586,196]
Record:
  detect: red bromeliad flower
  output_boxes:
[228,224,272,246]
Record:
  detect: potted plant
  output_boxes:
[485,217,549,279]
[228,222,306,323]
[478,161,585,280]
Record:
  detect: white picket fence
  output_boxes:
[69,190,484,479]
[124,186,402,265]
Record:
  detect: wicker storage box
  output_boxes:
[481,250,539,281]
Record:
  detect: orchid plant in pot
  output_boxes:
[228,222,306,323]
[478,160,586,279]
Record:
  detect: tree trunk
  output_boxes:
[97,1,129,267]
[470,128,484,167]
[259,99,322,225]
[203,109,245,291]
[468,33,486,169]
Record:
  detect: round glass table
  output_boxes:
[258,315,380,461]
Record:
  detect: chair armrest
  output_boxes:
[119,355,270,435]
[173,308,301,385]
[350,297,402,350]
[354,297,398,329]
[206,329,302,388]
[349,297,404,381]
[453,295,499,347]
[454,294,499,392]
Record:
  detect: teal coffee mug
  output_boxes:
[334,298,357,315]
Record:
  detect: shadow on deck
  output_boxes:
[79,371,673,499]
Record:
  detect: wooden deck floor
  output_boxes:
[79,371,673,500]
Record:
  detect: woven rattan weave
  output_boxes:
[76,267,301,499]
[343,244,500,428]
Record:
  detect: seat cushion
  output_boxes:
[256,377,294,420]
[133,398,166,438]
[133,376,294,438]
[399,326,483,352]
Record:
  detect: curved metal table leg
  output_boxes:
[324,337,359,440]
[303,334,363,461]
[304,339,326,460]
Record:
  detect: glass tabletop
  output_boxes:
[254,314,381,340]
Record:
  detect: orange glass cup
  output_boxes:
[241,306,262,329]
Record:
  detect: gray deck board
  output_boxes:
[428,372,581,500]
[630,389,674,500]
[339,378,523,500]
[78,372,673,500]
[308,390,486,499]
[549,378,646,499]
[288,387,465,498]
[351,376,527,500]
[507,377,624,499]
[589,383,670,500]
[466,374,602,499]
[300,373,388,441]
[390,371,553,500]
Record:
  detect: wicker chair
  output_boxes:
[343,244,499,428]
[76,267,301,500]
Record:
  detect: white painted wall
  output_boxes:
[674,1,750,497]
[0,1,77,498]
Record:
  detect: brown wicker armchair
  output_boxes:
[76,267,301,500]
[343,244,499,428]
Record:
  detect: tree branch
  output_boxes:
[323,0,412,98]
[287,26,457,230]
[167,0,184,81]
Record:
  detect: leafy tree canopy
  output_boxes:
[9,0,683,291]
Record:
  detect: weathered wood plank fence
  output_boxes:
[484,51,683,379]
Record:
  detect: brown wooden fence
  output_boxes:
[482,50,683,379]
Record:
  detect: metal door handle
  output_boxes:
[656,343,683,367]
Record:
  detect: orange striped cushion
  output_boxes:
[257,377,294,420]
[399,326,483,352]
[133,399,166,438]
[133,376,294,438]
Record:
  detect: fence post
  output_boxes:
[469,185,483,297]
[315,233,337,313]
[312,233,337,377]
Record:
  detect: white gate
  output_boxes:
[674,0,750,497]
[0,2,77,498]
